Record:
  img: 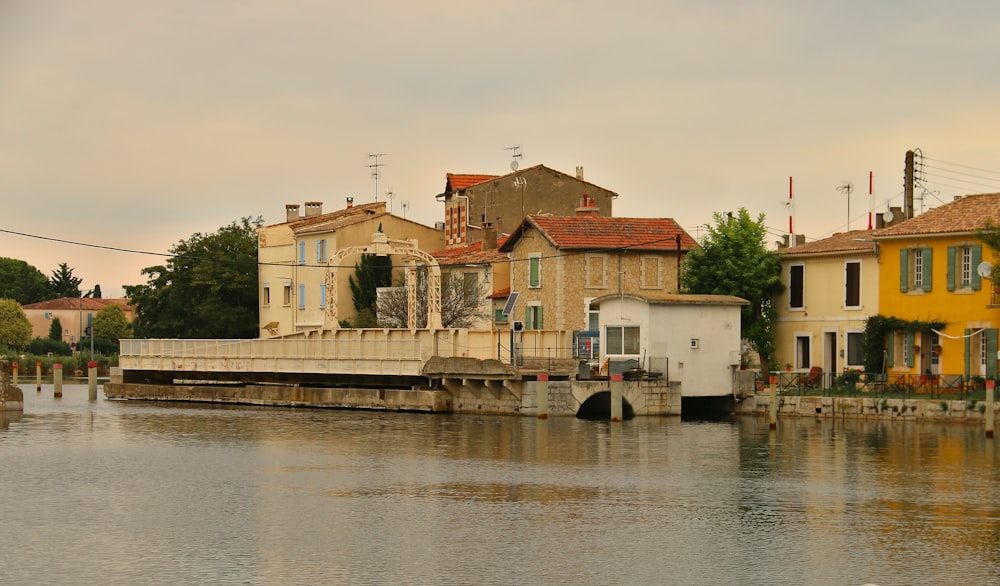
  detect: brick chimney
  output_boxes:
[576,166,584,180]
[575,193,599,216]
[482,222,497,250]
[285,204,301,222]
[304,201,323,217]
[346,196,354,209]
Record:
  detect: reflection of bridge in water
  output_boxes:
[107,329,680,418]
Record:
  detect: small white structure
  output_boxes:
[593,293,748,397]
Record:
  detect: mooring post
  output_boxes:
[986,380,995,439]
[12,361,17,387]
[769,374,778,430]
[53,363,63,398]
[36,361,42,392]
[536,373,549,419]
[88,360,98,401]
[610,373,623,422]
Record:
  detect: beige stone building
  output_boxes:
[430,223,511,330]
[22,297,134,347]
[437,164,617,248]
[257,200,444,336]
[497,199,698,334]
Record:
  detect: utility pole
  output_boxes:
[904,150,915,220]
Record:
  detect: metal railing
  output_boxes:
[754,371,992,401]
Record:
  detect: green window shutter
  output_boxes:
[947,246,957,291]
[921,248,933,292]
[964,329,971,380]
[529,257,540,287]
[905,331,915,368]
[899,249,909,292]
[886,332,895,368]
[972,245,983,291]
[987,328,998,378]
[525,307,531,329]
[537,306,544,329]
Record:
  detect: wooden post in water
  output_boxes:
[53,363,63,398]
[986,380,995,439]
[36,361,42,392]
[11,361,17,387]
[769,374,778,430]
[536,373,549,419]
[610,373,624,422]
[88,360,98,401]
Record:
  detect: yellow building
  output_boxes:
[874,193,1000,379]
[774,230,879,377]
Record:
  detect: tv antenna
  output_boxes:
[401,200,409,218]
[505,145,523,171]
[837,181,854,230]
[367,153,387,201]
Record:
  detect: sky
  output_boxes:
[2,0,1000,299]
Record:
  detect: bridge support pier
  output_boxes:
[610,374,623,422]
[537,374,549,419]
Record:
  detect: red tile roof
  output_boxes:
[874,193,1000,239]
[445,173,499,192]
[431,237,509,266]
[499,216,697,252]
[489,287,511,299]
[23,297,128,311]
[779,229,876,257]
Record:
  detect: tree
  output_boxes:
[123,217,262,338]
[0,298,33,350]
[92,284,102,299]
[681,208,784,373]
[49,317,64,341]
[376,270,490,328]
[0,257,55,304]
[92,303,133,343]
[976,222,1000,292]
[49,263,83,298]
[348,254,393,327]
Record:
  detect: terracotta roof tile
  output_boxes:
[431,237,509,266]
[874,193,1000,238]
[489,287,511,299]
[23,297,126,311]
[779,229,877,256]
[501,216,697,252]
[446,173,499,192]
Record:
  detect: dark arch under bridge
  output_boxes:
[576,391,635,421]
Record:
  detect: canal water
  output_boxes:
[2,386,999,585]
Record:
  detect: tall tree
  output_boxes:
[49,317,64,341]
[0,298,33,350]
[681,208,784,373]
[92,303,133,343]
[124,217,262,338]
[0,258,55,304]
[348,254,393,327]
[49,263,83,298]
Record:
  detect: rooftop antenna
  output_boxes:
[401,200,409,218]
[367,153,387,201]
[837,181,853,230]
[505,145,523,171]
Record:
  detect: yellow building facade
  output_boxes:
[874,193,1000,379]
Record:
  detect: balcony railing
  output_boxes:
[754,371,991,400]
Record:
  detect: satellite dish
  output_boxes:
[510,160,519,171]
[883,207,894,222]
[978,261,993,278]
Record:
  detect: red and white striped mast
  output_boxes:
[867,171,874,230]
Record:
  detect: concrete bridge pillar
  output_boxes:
[537,374,549,419]
[610,374,623,422]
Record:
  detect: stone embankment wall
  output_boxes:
[736,392,997,422]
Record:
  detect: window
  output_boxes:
[586,300,600,332]
[795,335,810,369]
[900,247,932,292]
[316,239,327,263]
[947,245,982,291]
[318,283,326,309]
[931,333,940,368]
[641,256,662,289]
[282,283,292,306]
[528,254,541,288]
[298,284,306,309]
[845,261,861,308]
[585,254,607,288]
[525,304,543,329]
[298,241,306,266]
[789,264,804,309]
[846,332,864,367]
[263,283,270,306]
[495,308,508,324]
[606,326,640,355]
[463,273,478,300]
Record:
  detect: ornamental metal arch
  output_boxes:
[324,228,442,330]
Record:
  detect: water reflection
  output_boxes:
[1,387,999,585]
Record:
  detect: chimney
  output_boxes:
[346,196,354,209]
[482,222,497,251]
[304,201,323,217]
[575,193,599,216]
[576,166,584,180]
[285,204,301,222]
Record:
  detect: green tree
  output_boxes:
[49,316,64,341]
[124,217,262,338]
[92,303,133,343]
[0,298,33,350]
[348,254,393,327]
[0,258,55,304]
[680,208,784,373]
[49,263,83,298]
[977,222,1000,292]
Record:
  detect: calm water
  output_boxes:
[2,385,999,585]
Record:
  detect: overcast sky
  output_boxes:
[2,1,1000,298]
